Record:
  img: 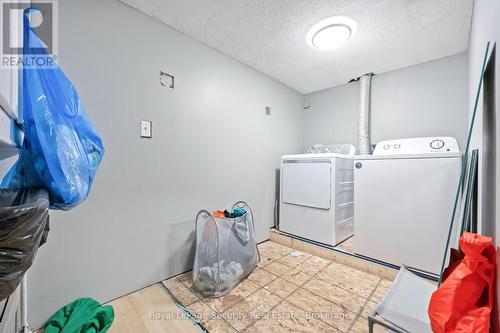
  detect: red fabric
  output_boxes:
[442,248,465,281]
[428,232,496,333]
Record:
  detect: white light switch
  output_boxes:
[140,120,152,138]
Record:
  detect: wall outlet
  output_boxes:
[140,120,152,138]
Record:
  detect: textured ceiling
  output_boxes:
[119,0,473,94]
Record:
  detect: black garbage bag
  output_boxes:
[0,188,49,301]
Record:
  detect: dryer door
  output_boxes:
[281,160,331,209]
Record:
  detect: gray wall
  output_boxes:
[302,54,469,151]
[27,0,303,327]
[467,0,500,326]
[23,0,493,328]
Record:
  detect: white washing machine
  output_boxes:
[354,137,461,275]
[279,144,355,246]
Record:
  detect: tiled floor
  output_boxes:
[36,284,201,333]
[163,241,392,332]
[106,284,201,333]
[334,236,355,253]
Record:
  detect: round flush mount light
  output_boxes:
[306,16,357,50]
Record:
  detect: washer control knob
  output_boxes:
[383,144,390,150]
[430,139,445,149]
[394,144,401,149]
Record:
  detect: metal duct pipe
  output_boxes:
[358,73,373,155]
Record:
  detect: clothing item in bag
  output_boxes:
[223,208,246,218]
[193,202,259,297]
[1,8,105,210]
[428,232,496,333]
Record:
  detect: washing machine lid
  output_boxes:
[282,153,351,160]
[307,144,356,155]
[282,143,355,160]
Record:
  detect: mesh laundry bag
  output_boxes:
[193,201,259,297]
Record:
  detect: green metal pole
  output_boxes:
[438,41,490,286]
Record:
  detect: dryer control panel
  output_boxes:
[307,144,355,156]
[373,137,460,155]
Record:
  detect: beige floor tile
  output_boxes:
[307,255,333,266]
[246,288,283,313]
[270,233,398,281]
[286,288,356,332]
[275,300,340,332]
[329,254,396,282]
[231,278,260,298]
[360,298,377,319]
[277,251,311,268]
[295,256,331,276]
[202,292,247,313]
[289,238,307,252]
[107,296,148,333]
[291,239,336,261]
[264,278,299,299]
[371,279,392,302]
[263,261,295,276]
[128,284,200,333]
[246,301,339,333]
[349,317,388,333]
[316,263,380,298]
[244,318,291,333]
[186,300,217,324]
[259,241,291,251]
[198,275,260,314]
[335,236,355,253]
[162,278,200,306]
[257,255,275,268]
[324,261,380,281]
[222,289,281,331]
[204,318,238,333]
[248,268,278,286]
[175,271,193,286]
[175,271,206,297]
[364,265,398,281]
[324,255,353,267]
[269,231,293,248]
[281,268,313,286]
[302,277,367,315]
[258,242,293,260]
[222,300,264,331]
[101,239,400,333]
[258,250,291,261]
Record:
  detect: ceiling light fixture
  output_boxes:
[306,16,357,50]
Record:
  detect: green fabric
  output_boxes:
[44,298,114,333]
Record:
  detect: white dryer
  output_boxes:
[354,137,461,275]
[279,144,355,246]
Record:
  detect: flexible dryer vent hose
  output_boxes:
[358,73,373,155]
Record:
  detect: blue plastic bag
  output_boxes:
[1,8,105,210]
